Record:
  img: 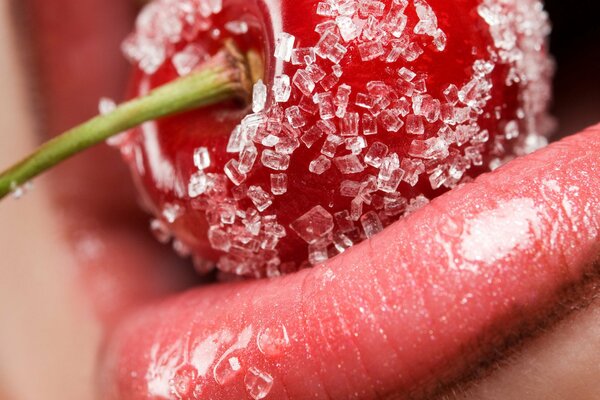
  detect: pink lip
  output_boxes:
[98,126,600,399]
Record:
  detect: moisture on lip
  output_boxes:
[118,0,554,278]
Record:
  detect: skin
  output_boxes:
[0,0,598,399]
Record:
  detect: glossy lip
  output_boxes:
[20,0,600,398]
[99,126,600,399]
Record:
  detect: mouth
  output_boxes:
[21,0,600,399]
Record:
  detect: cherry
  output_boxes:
[119,0,554,278]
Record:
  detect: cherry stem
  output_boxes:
[0,43,253,200]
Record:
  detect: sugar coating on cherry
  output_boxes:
[119,0,554,278]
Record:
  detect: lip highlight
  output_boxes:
[100,125,600,399]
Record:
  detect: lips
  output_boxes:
[22,0,600,399]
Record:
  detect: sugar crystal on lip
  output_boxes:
[364,141,389,167]
[244,367,274,400]
[247,185,273,212]
[274,32,295,62]
[290,205,334,244]
[285,106,306,128]
[335,154,365,174]
[224,159,247,186]
[193,147,211,170]
[358,41,385,61]
[360,211,383,238]
[292,69,315,96]
[261,149,290,171]
[238,145,258,173]
[309,155,332,175]
[270,173,288,195]
[340,112,359,136]
[188,171,208,197]
[252,79,268,112]
[301,125,324,148]
[384,193,408,216]
[272,74,291,103]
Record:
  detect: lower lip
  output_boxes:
[99,125,599,399]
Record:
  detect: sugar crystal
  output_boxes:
[273,75,291,103]
[358,41,385,61]
[238,145,258,173]
[364,142,389,167]
[224,159,247,185]
[309,155,332,175]
[292,69,315,96]
[360,211,383,238]
[335,154,365,174]
[244,367,273,400]
[261,149,290,170]
[188,171,208,197]
[247,185,273,211]
[172,44,207,76]
[290,205,334,244]
[274,32,295,61]
[362,113,378,135]
[193,147,211,170]
[406,114,425,135]
[340,112,359,136]
[252,79,267,112]
[270,173,288,195]
[285,106,306,128]
[321,134,343,157]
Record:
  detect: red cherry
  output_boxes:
[119,0,554,278]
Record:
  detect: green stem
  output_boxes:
[0,45,252,200]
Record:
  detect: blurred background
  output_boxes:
[544,0,599,137]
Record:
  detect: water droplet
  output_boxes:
[257,323,290,357]
[213,355,243,385]
[170,364,197,398]
[245,367,274,399]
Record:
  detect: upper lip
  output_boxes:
[97,126,600,399]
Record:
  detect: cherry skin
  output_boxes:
[120,0,553,278]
